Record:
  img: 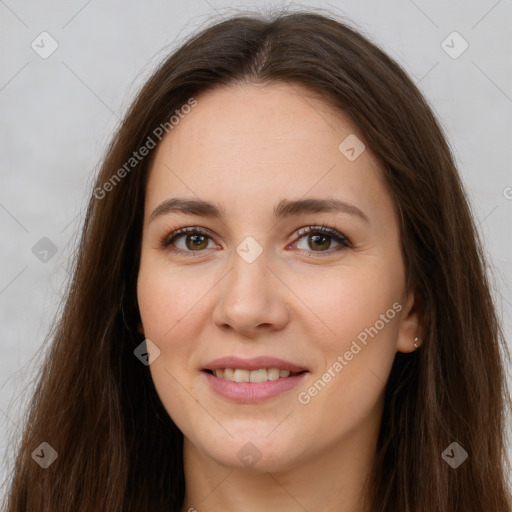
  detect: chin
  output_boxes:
[193,433,300,473]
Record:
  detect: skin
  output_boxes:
[136,82,422,512]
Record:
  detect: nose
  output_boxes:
[211,248,290,337]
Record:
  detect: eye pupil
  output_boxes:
[309,234,330,251]
[187,234,208,250]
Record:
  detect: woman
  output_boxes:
[4,9,511,512]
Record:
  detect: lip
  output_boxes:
[203,356,308,373]
[203,371,308,403]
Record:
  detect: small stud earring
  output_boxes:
[414,337,420,349]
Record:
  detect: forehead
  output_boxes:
[144,82,391,223]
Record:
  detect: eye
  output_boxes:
[290,225,351,256]
[160,224,351,258]
[160,227,219,257]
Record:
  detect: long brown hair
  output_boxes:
[3,8,511,511]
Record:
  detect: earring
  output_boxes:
[414,337,420,349]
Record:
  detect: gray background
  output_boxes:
[1,0,511,493]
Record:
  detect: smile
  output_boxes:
[204,368,304,382]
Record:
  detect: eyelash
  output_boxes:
[160,224,352,258]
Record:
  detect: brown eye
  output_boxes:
[292,225,351,255]
[184,233,209,250]
[161,227,218,256]
[307,233,331,251]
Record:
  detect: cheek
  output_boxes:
[137,261,209,341]
[136,263,203,405]
[296,261,403,349]
[137,264,204,429]
[294,266,402,413]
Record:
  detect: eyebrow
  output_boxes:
[149,197,369,223]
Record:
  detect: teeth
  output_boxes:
[267,368,280,380]
[233,369,250,382]
[249,369,267,382]
[211,367,296,382]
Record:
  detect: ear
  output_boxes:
[396,287,423,353]
[137,322,145,336]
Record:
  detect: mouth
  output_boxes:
[201,356,309,403]
[203,368,307,382]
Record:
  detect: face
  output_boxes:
[137,82,420,472]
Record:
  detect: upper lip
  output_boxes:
[203,356,308,373]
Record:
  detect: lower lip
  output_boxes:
[203,371,308,403]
